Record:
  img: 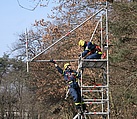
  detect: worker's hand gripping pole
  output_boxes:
[49,59,56,64]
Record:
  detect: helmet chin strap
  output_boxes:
[67,67,71,71]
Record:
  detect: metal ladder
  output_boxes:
[77,58,109,119]
[74,2,110,119]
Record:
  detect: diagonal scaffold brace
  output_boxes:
[28,7,105,62]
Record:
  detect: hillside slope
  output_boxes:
[109,38,137,119]
[29,37,137,119]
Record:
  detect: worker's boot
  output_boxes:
[76,105,83,114]
[77,108,83,114]
[82,104,88,113]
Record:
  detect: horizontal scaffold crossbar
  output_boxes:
[82,85,108,88]
[83,99,108,101]
[30,59,79,62]
[84,112,109,115]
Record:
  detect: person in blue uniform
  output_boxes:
[78,40,102,59]
[50,60,87,113]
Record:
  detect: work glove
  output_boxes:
[78,54,82,57]
[78,54,81,57]
[50,59,56,64]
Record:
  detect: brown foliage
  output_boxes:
[28,13,109,118]
[20,1,137,118]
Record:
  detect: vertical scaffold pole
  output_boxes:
[100,15,103,51]
[105,1,110,119]
[25,29,29,72]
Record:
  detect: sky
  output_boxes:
[0,0,53,57]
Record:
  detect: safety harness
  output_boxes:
[86,44,102,56]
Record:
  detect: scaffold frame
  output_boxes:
[26,1,110,119]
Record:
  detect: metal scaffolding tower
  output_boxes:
[77,58,109,119]
[75,2,110,119]
[26,1,110,119]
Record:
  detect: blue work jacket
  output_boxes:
[82,41,96,57]
[56,66,81,88]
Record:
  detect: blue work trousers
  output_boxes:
[69,87,81,103]
[85,53,101,59]
[69,87,86,110]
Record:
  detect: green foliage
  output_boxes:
[0,54,26,77]
[109,2,137,38]
[8,1,137,118]
[109,40,131,63]
[0,54,10,77]
[110,48,131,62]
[0,55,37,119]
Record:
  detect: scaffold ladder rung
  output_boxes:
[82,85,108,88]
[84,101,105,104]
[84,112,109,115]
[82,89,103,92]
[83,99,108,101]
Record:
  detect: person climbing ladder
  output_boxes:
[50,59,87,114]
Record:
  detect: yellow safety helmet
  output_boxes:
[64,63,71,70]
[78,40,85,47]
